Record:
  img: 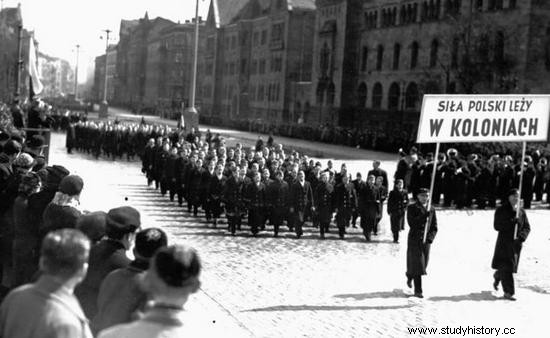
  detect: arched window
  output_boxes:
[358,82,367,107]
[376,44,384,70]
[327,82,335,106]
[393,43,401,70]
[413,3,418,21]
[388,82,401,110]
[316,83,325,105]
[410,41,419,69]
[421,2,428,20]
[494,31,504,63]
[372,83,383,108]
[430,39,439,67]
[405,82,420,109]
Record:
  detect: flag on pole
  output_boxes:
[28,36,43,97]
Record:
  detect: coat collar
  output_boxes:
[34,275,88,323]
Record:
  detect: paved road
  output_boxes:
[50,131,550,338]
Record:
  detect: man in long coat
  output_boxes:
[491,188,530,300]
[333,174,357,239]
[387,179,409,243]
[289,170,314,238]
[314,172,334,239]
[267,170,289,237]
[406,188,437,298]
[357,175,379,241]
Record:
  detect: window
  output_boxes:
[316,83,325,105]
[241,59,247,74]
[259,59,266,74]
[372,83,383,108]
[494,31,504,63]
[376,44,384,71]
[410,41,419,69]
[261,30,267,45]
[509,0,516,9]
[358,83,367,107]
[271,23,285,42]
[231,36,237,49]
[488,0,496,10]
[327,83,335,106]
[253,32,260,46]
[207,37,215,53]
[476,0,483,11]
[430,39,439,68]
[258,85,264,101]
[230,62,236,75]
[251,60,257,74]
[320,43,330,76]
[393,43,401,70]
[451,38,459,68]
[405,83,419,109]
[361,46,368,71]
[388,82,400,110]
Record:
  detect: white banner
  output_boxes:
[28,36,44,95]
[417,95,550,143]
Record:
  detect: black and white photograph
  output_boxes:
[0,0,549,337]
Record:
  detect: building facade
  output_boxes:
[106,44,117,101]
[93,54,106,102]
[313,0,550,134]
[201,0,316,124]
[0,5,23,102]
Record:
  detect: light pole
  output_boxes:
[99,29,111,118]
[183,0,200,129]
[73,44,80,99]
[13,23,23,102]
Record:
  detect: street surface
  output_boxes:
[52,111,550,337]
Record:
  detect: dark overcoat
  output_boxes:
[491,202,530,273]
[314,182,334,223]
[406,201,438,276]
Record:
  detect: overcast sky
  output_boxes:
[8,0,210,82]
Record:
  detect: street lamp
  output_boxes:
[99,29,111,119]
[73,44,80,99]
[13,23,23,102]
[183,0,200,129]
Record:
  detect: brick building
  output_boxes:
[201,0,316,125]
[313,0,550,134]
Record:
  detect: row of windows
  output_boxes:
[250,56,283,75]
[356,82,420,110]
[364,0,516,30]
[249,83,281,102]
[252,30,269,46]
[360,32,505,72]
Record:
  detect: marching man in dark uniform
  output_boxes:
[491,188,530,301]
[223,168,244,235]
[334,174,357,239]
[387,179,409,243]
[357,174,379,242]
[289,170,314,239]
[314,172,334,239]
[406,188,438,298]
[268,170,289,237]
[243,172,265,236]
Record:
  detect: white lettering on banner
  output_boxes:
[417,95,550,143]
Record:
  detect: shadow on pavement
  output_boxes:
[522,285,549,294]
[333,289,409,300]
[242,304,416,312]
[428,291,499,302]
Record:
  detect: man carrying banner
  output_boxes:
[491,188,530,301]
[406,188,437,298]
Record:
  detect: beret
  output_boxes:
[59,175,84,195]
[76,211,107,242]
[106,206,141,234]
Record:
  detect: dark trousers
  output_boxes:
[390,213,404,242]
[360,210,375,240]
[494,270,515,296]
[336,210,351,238]
[407,274,423,295]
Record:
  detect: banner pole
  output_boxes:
[423,142,440,244]
[515,141,527,239]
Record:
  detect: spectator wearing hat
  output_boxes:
[75,206,141,319]
[0,153,35,288]
[491,188,530,300]
[25,135,48,171]
[406,188,438,298]
[97,244,202,338]
[76,211,107,245]
[0,140,22,195]
[518,156,536,209]
[0,229,93,338]
[93,228,168,334]
[41,175,84,236]
[12,172,42,287]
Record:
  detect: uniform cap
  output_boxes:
[58,175,84,195]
